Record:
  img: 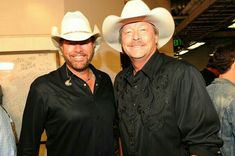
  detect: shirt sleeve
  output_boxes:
[228,99,235,137]
[0,108,17,156]
[174,65,223,156]
[17,82,47,156]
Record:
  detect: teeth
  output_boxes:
[74,55,85,60]
[132,44,142,47]
[132,46,142,48]
[75,56,83,58]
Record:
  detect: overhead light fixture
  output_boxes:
[176,41,206,56]
[228,23,235,28]
[0,62,14,70]
[228,18,235,28]
[209,53,214,57]
[187,42,205,50]
[178,50,189,55]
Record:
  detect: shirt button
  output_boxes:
[133,103,136,106]
[83,83,87,86]
[95,83,98,86]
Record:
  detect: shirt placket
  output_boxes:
[128,82,140,155]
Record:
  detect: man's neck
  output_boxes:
[131,59,147,73]
[219,71,235,84]
[219,62,235,84]
[131,48,157,73]
[66,65,90,81]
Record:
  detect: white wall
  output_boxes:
[0,0,64,51]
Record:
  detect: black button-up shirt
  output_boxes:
[114,52,223,156]
[18,64,116,156]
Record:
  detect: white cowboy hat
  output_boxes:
[102,0,175,52]
[51,11,101,52]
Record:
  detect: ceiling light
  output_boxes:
[0,62,14,70]
[228,23,235,29]
[187,42,205,50]
[228,18,235,28]
[178,50,189,55]
[175,41,206,56]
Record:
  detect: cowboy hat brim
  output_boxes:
[51,25,101,53]
[102,7,175,52]
[51,32,99,47]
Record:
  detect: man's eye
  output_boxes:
[124,30,132,34]
[140,28,146,32]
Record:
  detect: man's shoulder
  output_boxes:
[29,68,60,91]
[158,54,196,76]
[158,53,190,68]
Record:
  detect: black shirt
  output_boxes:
[114,52,223,156]
[18,64,116,156]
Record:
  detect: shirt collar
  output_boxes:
[122,51,164,81]
[213,78,235,87]
[59,63,102,82]
[141,51,164,80]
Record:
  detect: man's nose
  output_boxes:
[133,31,140,40]
[74,44,83,52]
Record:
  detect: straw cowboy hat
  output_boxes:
[51,11,101,52]
[102,0,175,52]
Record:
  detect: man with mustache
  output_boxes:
[102,0,223,155]
[207,43,235,156]
[18,11,116,156]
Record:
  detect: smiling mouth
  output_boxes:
[73,54,87,61]
[130,43,143,47]
[131,45,143,48]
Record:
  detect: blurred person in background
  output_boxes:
[207,43,235,156]
[0,85,17,156]
[201,55,220,86]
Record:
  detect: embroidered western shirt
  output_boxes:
[114,52,223,156]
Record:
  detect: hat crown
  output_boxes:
[61,11,92,35]
[121,0,150,18]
